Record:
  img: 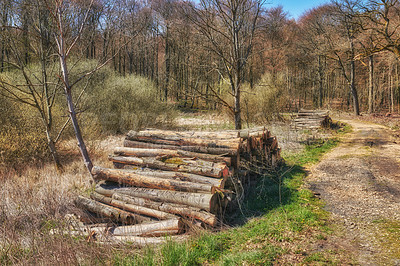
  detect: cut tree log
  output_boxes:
[74,125,283,238]
[90,191,177,220]
[112,218,183,236]
[49,226,111,238]
[92,166,215,193]
[114,147,231,165]
[101,235,189,246]
[106,167,224,188]
[293,110,331,129]
[123,140,238,156]
[74,196,151,224]
[109,156,230,179]
[126,131,241,149]
[110,192,218,226]
[95,185,222,213]
[133,128,266,140]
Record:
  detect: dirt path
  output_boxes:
[308,119,400,265]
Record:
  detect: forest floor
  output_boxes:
[307,118,400,265]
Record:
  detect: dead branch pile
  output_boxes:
[73,127,281,245]
[292,109,332,129]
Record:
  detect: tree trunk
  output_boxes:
[390,67,394,113]
[350,37,360,116]
[164,25,170,102]
[111,192,218,226]
[318,55,323,108]
[95,185,221,213]
[104,235,189,245]
[45,129,63,171]
[65,89,93,173]
[114,147,231,165]
[109,156,230,179]
[56,6,93,175]
[129,128,264,139]
[123,140,238,156]
[106,167,224,188]
[92,166,215,193]
[38,6,63,172]
[368,54,374,114]
[75,196,151,224]
[112,218,183,236]
[126,131,241,149]
[397,64,399,112]
[234,86,242,130]
[90,191,177,220]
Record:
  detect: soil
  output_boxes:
[307,119,400,265]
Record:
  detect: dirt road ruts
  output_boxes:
[308,120,400,265]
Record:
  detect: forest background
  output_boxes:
[1,0,399,171]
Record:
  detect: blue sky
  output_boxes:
[271,0,331,20]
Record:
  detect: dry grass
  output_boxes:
[0,135,138,265]
[0,159,91,263]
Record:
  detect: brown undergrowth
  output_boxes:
[0,135,127,264]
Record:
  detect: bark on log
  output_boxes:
[123,140,238,156]
[110,192,218,227]
[90,191,177,220]
[124,139,239,156]
[114,147,231,165]
[50,226,111,238]
[95,185,221,213]
[294,110,330,129]
[112,219,183,236]
[134,128,266,140]
[298,109,328,114]
[126,131,240,149]
[92,166,215,193]
[116,229,180,237]
[107,167,224,188]
[135,129,240,139]
[109,156,230,179]
[74,196,150,224]
[104,235,189,246]
[52,227,179,238]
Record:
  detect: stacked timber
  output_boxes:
[122,128,281,169]
[74,127,281,245]
[292,109,332,129]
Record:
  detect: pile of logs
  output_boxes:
[74,127,281,244]
[292,109,332,129]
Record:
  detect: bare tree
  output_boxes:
[52,0,138,174]
[0,0,11,72]
[360,0,400,57]
[331,0,362,115]
[53,0,96,174]
[187,0,264,129]
[0,0,65,170]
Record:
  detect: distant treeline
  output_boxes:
[1,0,400,168]
[1,0,400,114]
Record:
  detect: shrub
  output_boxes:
[0,96,49,169]
[0,61,176,167]
[242,73,288,124]
[85,73,176,135]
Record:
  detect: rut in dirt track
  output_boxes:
[308,119,400,265]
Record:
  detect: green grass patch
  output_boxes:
[110,137,340,265]
[370,219,400,261]
[285,138,339,166]
[337,123,352,135]
[331,121,353,135]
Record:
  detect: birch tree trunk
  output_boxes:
[55,4,93,175]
